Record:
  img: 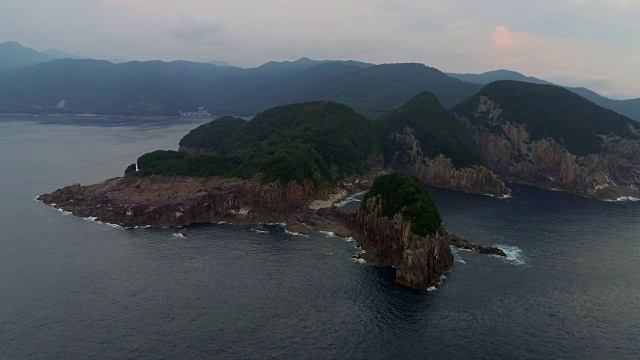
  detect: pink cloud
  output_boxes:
[492,25,517,49]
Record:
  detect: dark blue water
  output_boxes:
[1,117,639,359]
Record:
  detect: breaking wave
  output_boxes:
[173,233,186,238]
[496,245,526,265]
[352,257,367,264]
[319,231,335,237]
[335,191,367,207]
[485,193,512,199]
[284,230,309,237]
[606,196,640,202]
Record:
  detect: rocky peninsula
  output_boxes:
[38,172,505,290]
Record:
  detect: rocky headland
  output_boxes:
[38,172,505,290]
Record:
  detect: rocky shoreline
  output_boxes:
[38,174,506,290]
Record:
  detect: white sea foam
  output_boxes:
[319,231,335,237]
[134,225,152,229]
[251,229,269,234]
[485,193,512,199]
[606,196,640,202]
[105,223,123,229]
[83,216,98,222]
[427,286,438,292]
[264,222,286,227]
[352,257,367,264]
[334,196,362,207]
[56,208,72,215]
[456,258,466,264]
[215,221,228,225]
[284,230,309,237]
[173,233,186,238]
[496,245,526,265]
[334,190,367,207]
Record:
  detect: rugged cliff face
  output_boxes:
[338,196,454,289]
[460,96,640,199]
[387,127,510,197]
[39,172,505,290]
[38,175,315,228]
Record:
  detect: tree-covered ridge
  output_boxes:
[178,116,247,153]
[362,173,442,237]
[453,81,640,156]
[129,101,377,189]
[381,91,485,168]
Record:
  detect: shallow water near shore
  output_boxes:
[1,117,639,359]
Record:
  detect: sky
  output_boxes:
[1,0,639,98]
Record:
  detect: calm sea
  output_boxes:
[1,117,638,359]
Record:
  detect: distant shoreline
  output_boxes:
[0,113,214,121]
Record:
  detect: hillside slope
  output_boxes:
[380,92,508,196]
[132,101,377,190]
[453,81,640,199]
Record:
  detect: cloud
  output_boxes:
[173,22,224,43]
[492,25,517,49]
[1,0,639,96]
[491,25,545,50]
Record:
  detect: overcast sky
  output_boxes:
[2,0,638,97]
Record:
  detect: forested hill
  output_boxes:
[453,81,640,156]
[381,91,484,168]
[129,101,377,190]
[0,58,480,118]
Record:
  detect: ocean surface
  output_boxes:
[1,116,639,360]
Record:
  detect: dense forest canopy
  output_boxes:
[128,101,377,190]
[362,173,442,237]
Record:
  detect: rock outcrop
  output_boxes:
[38,175,316,228]
[387,127,511,197]
[336,197,454,289]
[460,96,640,199]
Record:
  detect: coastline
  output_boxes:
[0,113,215,121]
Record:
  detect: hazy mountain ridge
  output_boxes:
[1,41,637,121]
[0,41,57,70]
[0,56,481,117]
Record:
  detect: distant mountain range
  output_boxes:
[0,56,481,118]
[0,42,57,70]
[448,70,640,121]
[0,41,638,120]
[43,48,86,60]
